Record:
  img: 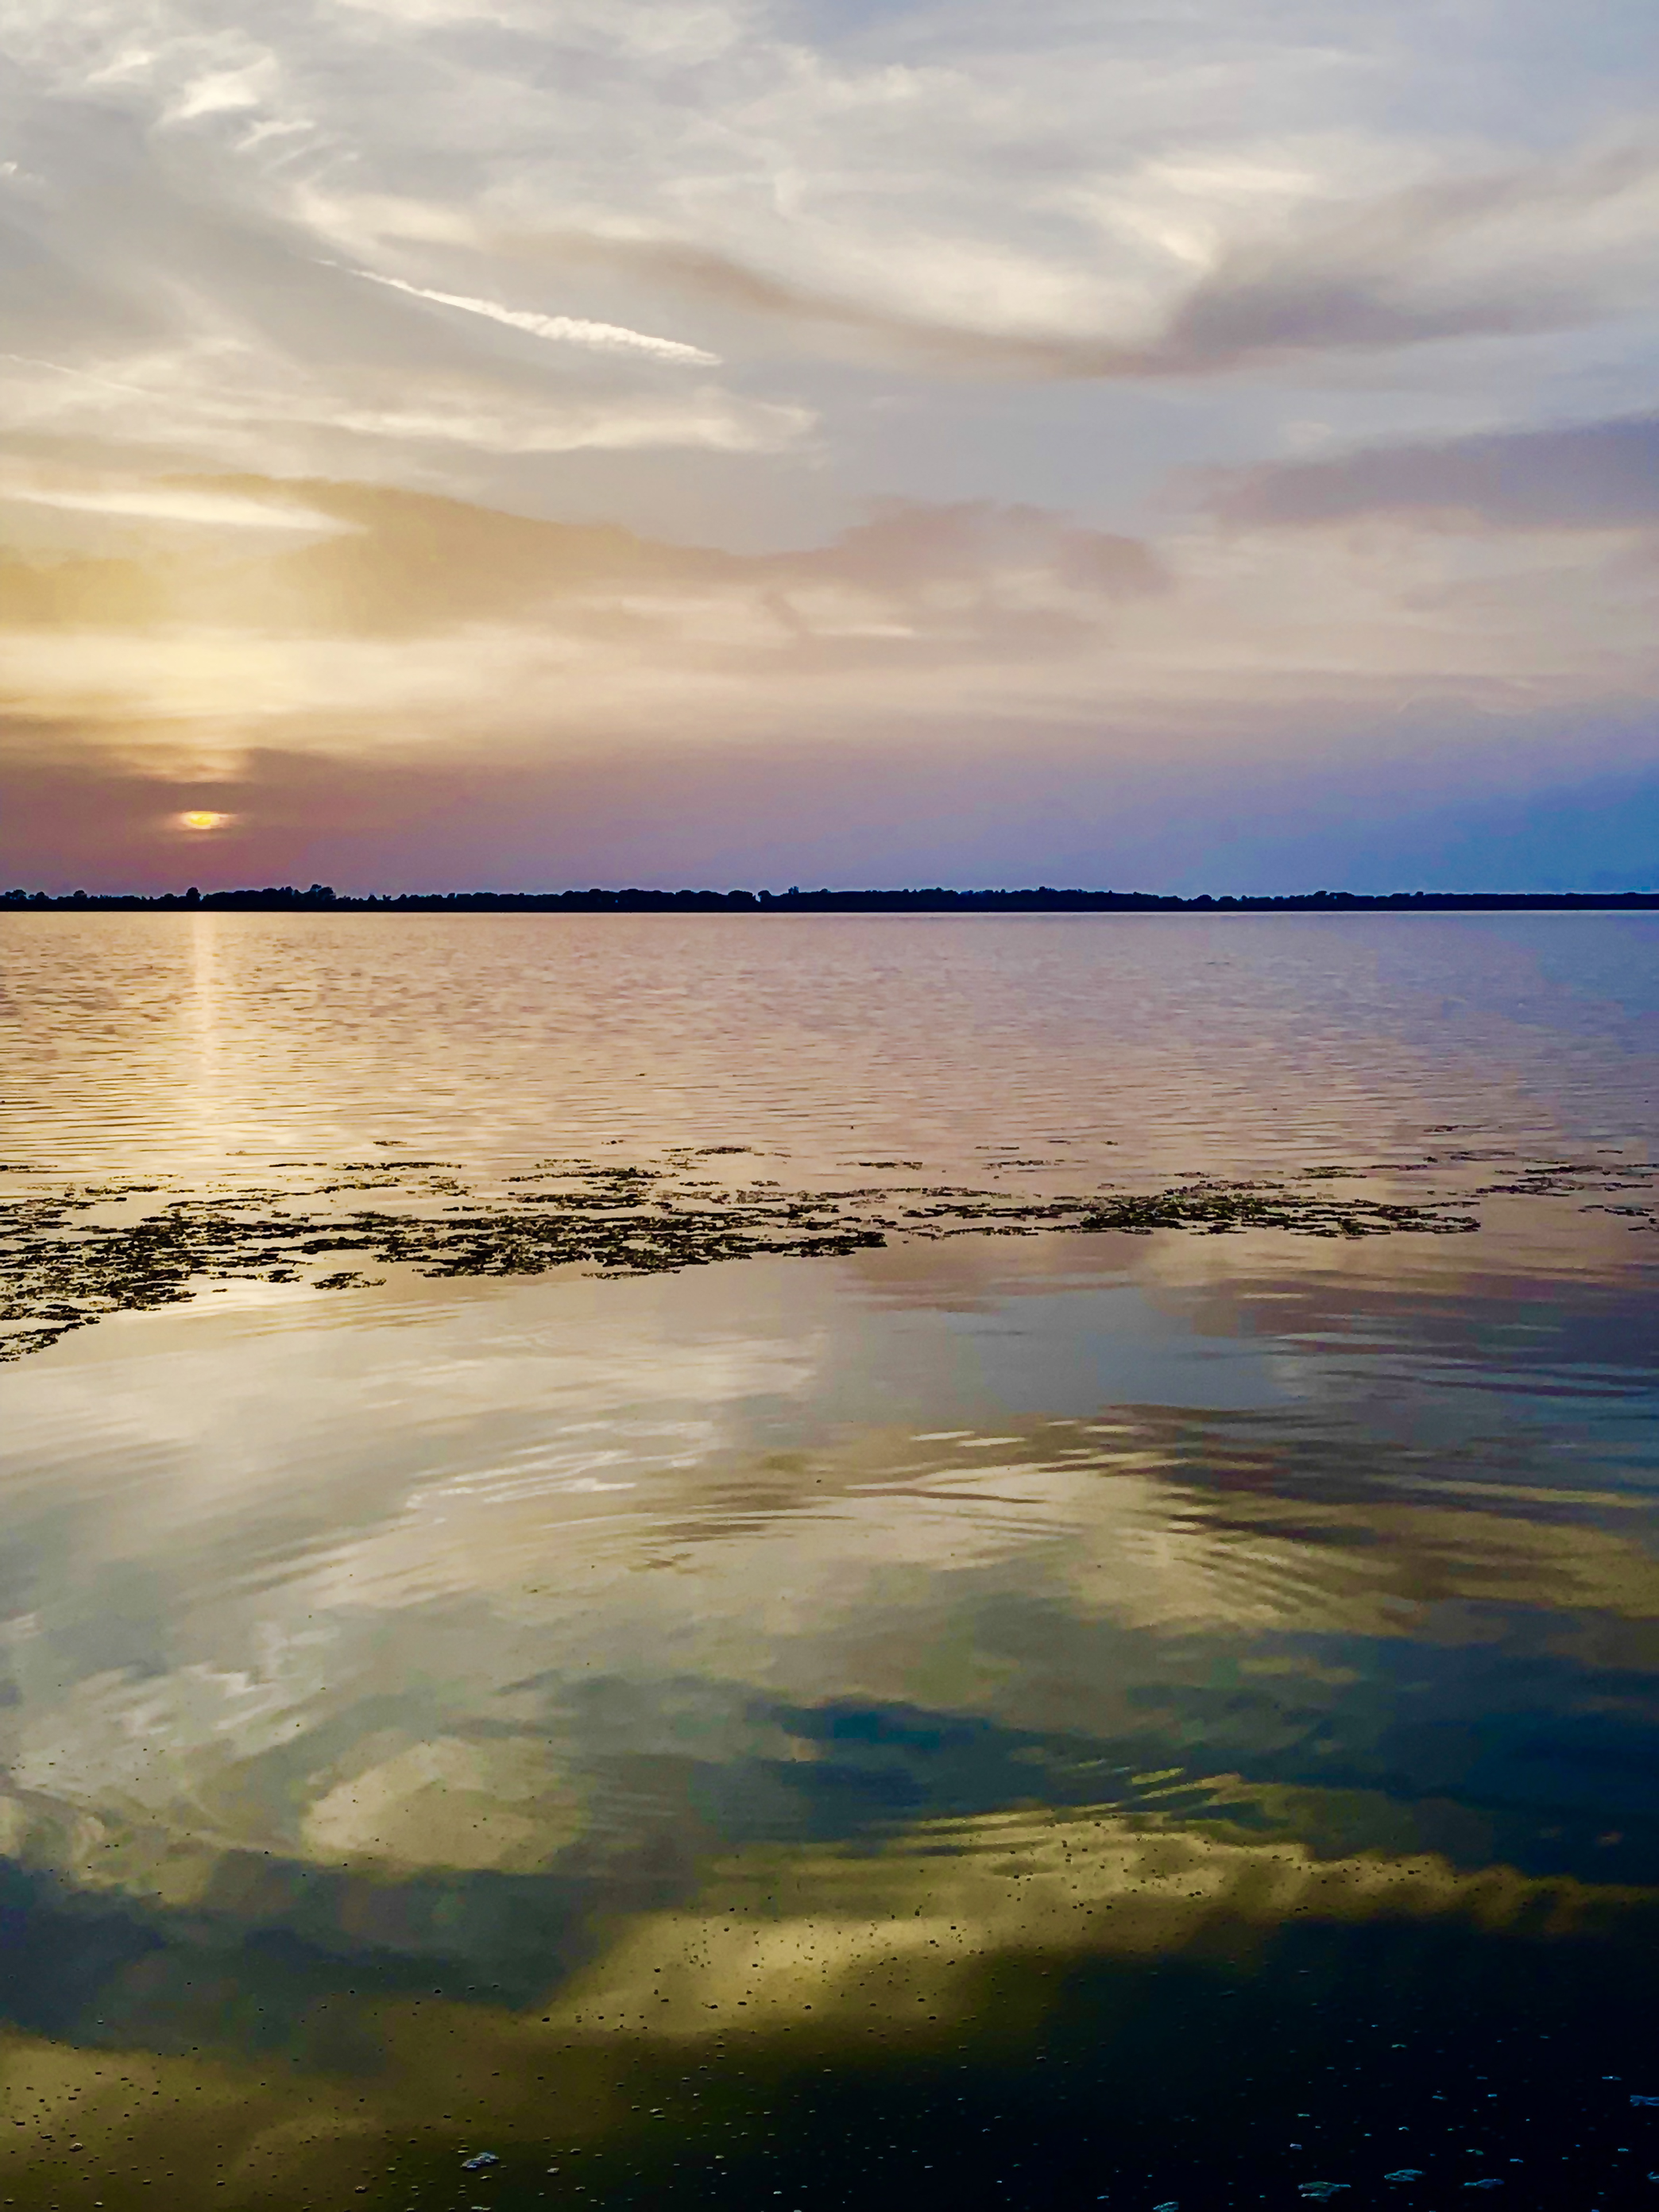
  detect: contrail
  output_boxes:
[333,265,721,365]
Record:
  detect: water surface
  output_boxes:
[0,912,1657,2209]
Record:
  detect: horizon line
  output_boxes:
[5,884,1658,915]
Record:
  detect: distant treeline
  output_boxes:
[6,884,1658,914]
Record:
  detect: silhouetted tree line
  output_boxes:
[4,884,1657,913]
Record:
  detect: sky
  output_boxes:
[2,0,1658,893]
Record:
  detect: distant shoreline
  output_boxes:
[4,885,1657,915]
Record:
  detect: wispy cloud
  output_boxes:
[0,470,356,533]
[487,132,1659,381]
[334,265,721,366]
[1211,414,1659,531]
[3,474,1653,738]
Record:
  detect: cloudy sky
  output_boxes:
[3,0,1657,891]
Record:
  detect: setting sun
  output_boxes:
[178,810,233,833]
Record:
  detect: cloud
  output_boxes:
[1212,413,1659,531]
[0,470,357,532]
[3,0,1658,895]
[1141,137,1659,374]
[0,69,791,485]
[334,264,721,365]
[753,498,1166,663]
[494,132,1659,381]
[0,477,1162,648]
[0,558,171,630]
[0,337,808,478]
[11,0,1659,456]
[4,462,1657,790]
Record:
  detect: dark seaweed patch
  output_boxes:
[0,1154,1506,1364]
[4,1145,1653,1364]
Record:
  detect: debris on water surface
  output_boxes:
[1298,2188,1349,2203]
[461,2151,500,2170]
[1633,2096,1659,2106]
[0,1150,1510,1362]
[1385,2176,1425,2185]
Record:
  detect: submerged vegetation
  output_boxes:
[3,1143,1652,1364]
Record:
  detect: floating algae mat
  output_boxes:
[5,1143,1657,1363]
[0,1152,1512,1363]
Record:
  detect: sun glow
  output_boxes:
[178,810,233,832]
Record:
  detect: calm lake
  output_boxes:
[1,911,1657,2211]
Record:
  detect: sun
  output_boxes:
[177,810,233,833]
